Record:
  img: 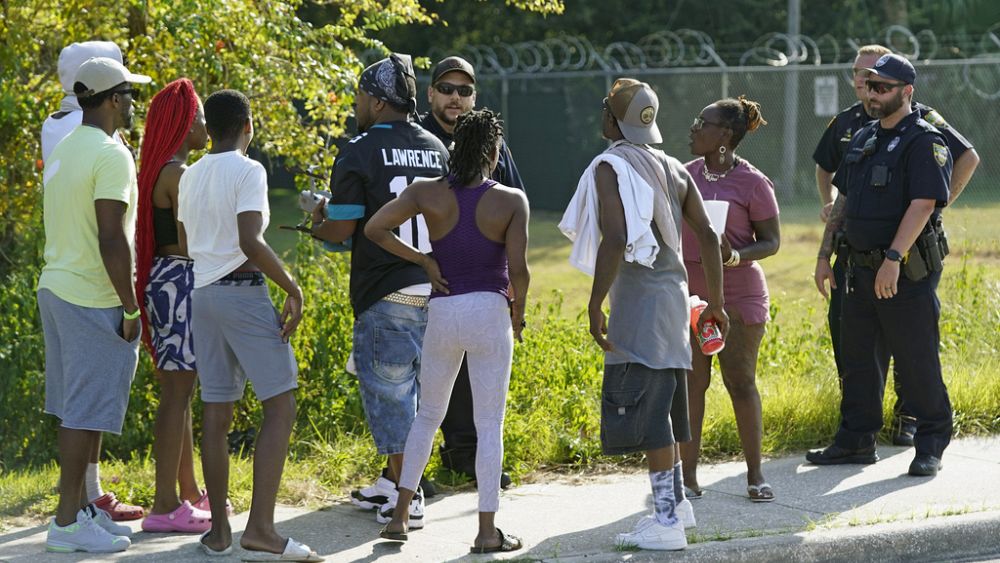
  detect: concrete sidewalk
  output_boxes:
[2,436,999,562]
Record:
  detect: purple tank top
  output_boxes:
[429,177,509,300]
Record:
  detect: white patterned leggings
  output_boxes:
[399,292,514,512]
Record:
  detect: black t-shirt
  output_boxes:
[328,120,450,316]
[419,113,525,191]
[832,111,952,250]
[813,101,973,173]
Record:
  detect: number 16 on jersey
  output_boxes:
[388,175,434,253]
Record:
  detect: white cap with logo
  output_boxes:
[73,57,151,99]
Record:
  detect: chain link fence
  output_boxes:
[414,27,1000,211]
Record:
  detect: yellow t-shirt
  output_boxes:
[38,125,138,308]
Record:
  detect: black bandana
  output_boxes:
[359,53,416,113]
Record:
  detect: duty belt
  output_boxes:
[382,291,429,307]
[848,248,885,270]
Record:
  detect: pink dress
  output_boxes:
[681,158,779,325]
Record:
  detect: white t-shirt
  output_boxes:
[178,151,270,288]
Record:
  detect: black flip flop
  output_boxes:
[379,523,408,542]
[470,528,522,554]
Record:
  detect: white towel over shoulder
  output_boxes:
[558,153,657,276]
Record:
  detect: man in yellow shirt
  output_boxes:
[38,56,150,553]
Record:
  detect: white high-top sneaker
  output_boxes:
[350,472,398,510]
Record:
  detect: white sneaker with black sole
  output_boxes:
[46,506,131,553]
[376,487,424,530]
[676,499,696,529]
[351,474,398,510]
[615,515,687,551]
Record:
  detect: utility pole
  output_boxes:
[781,0,801,199]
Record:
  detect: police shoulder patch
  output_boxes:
[932,143,948,167]
[924,110,948,128]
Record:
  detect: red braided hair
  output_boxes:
[135,78,199,359]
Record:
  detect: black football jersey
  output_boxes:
[328,120,450,316]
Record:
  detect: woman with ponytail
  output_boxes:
[680,96,781,503]
[135,78,219,533]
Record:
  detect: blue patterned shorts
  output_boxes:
[145,256,197,371]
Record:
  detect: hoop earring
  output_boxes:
[718,146,727,164]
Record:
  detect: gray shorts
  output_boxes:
[37,289,140,434]
[601,363,691,456]
[191,282,298,403]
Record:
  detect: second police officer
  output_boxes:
[809,54,953,477]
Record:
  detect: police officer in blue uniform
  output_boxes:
[808,54,953,476]
[812,45,979,447]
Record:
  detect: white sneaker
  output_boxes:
[615,515,687,551]
[676,499,697,529]
[351,474,397,510]
[46,506,131,553]
[91,505,133,537]
[376,487,424,529]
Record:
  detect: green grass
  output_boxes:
[2,201,999,528]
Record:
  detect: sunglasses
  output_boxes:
[434,82,474,97]
[692,116,727,131]
[865,80,906,94]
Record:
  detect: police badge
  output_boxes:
[932,143,948,167]
[887,137,900,152]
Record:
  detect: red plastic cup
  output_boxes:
[689,295,725,356]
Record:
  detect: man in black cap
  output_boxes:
[810,54,954,476]
[811,45,979,447]
[311,53,449,526]
[420,56,524,488]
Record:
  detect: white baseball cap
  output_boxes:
[73,57,151,99]
[57,41,122,95]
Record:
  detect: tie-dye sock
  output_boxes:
[673,461,687,503]
[649,469,677,526]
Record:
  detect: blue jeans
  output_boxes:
[353,299,427,454]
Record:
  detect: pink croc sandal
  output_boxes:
[141,500,212,533]
[92,492,145,521]
[193,489,234,516]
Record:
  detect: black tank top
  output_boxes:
[153,207,179,246]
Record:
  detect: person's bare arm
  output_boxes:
[680,178,728,338]
[588,163,626,351]
[237,211,303,341]
[947,148,980,206]
[96,199,140,341]
[814,195,847,299]
[724,216,780,263]
[504,190,530,341]
[364,185,448,294]
[874,199,936,300]
[310,198,358,244]
[816,165,836,222]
